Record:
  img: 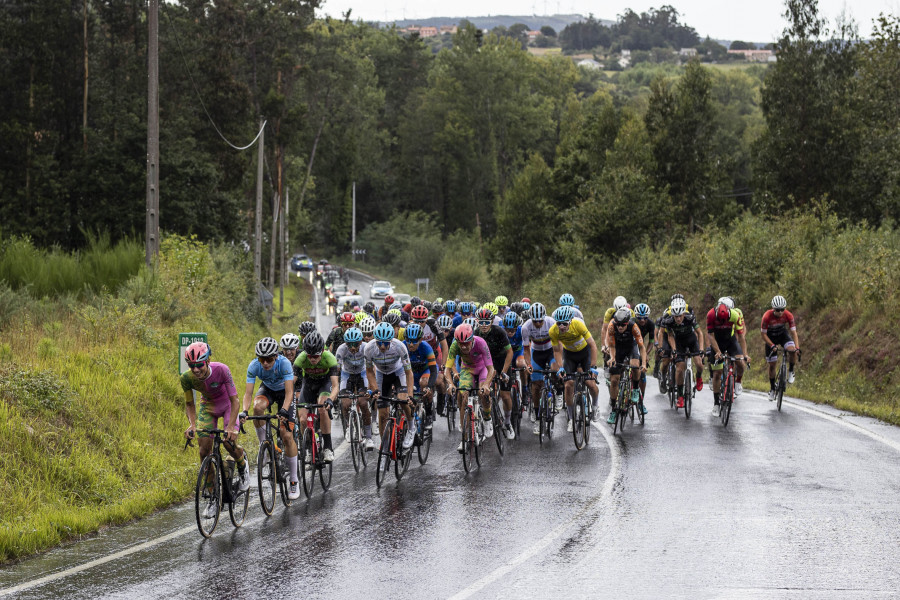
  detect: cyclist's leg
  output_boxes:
[251,389,271,444]
[765,341,779,390]
[316,385,333,452]
[458,367,478,429]
[339,370,352,422]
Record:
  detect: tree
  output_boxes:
[559,16,611,52]
[729,40,753,50]
[540,26,557,37]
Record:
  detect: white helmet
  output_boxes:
[613,296,628,310]
[670,298,687,316]
[771,295,787,309]
[255,337,279,357]
[280,333,300,350]
[359,316,377,335]
[717,296,734,310]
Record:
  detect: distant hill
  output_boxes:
[381,14,614,32]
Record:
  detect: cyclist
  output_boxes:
[298,321,317,343]
[494,295,510,320]
[182,342,250,517]
[522,302,557,435]
[550,305,601,429]
[240,337,299,499]
[604,308,647,423]
[503,310,528,403]
[365,322,416,450]
[409,305,448,416]
[475,307,515,439]
[761,295,800,399]
[326,312,356,354]
[602,296,630,328]
[280,333,300,364]
[335,327,375,451]
[558,293,585,321]
[377,294,396,320]
[363,301,377,318]
[633,303,656,402]
[707,300,746,416]
[404,322,438,429]
[359,316,377,342]
[293,331,339,463]
[444,324,496,452]
[661,299,705,410]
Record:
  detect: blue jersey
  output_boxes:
[506,326,523,351]
[452,314,463,328]
[406,340,437,374]
[246,355,294,391]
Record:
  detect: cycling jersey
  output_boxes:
[293,351,339,380]
[325,325,347,354]
[636,317,655,340]
[335,342,367,375]
[445,337,493,373]
[505,326,523,351]
[604,320,644,350]
[664,303,693,317]
[180,362,237,406]
[406,339,437,374]
[549,318,592,352]
[706,307,745,338]
[760,309,796,337]
[661,313,701,339]
[476,324,512,361]
[246,355,294,391]
[363,338,412,373]
[603,307,635,327]
[521,317,556,352]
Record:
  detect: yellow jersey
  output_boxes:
[549,318,592,352]
[603,307,636,327]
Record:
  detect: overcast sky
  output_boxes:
[316,0,897,42]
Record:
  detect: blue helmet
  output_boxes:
[444,300,456,313]
[405,322,424,342]
[463,316,478,329]
[635,303,651,318]
[437,314,453,330]
[343,327,363,343]
[374,322,395,342]
[503,311,521,329]
[553,305,574,323]
[390,302,403,311]
[460,302,473,315]
[559,293,575,307]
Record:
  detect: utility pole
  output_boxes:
[145,0,159,268]
[281,187,289,312]
[254,118,264,285]
[351,181,356,260]
[269,190,278,292]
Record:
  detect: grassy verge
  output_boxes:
[0,235,312,563]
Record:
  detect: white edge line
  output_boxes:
[446,420,622,600]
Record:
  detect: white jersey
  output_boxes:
[571,307,584,321]
[335,342,367,375]
[364,338,411,373]
[522,317,556,352]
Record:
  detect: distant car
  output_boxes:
[369,280,394,299]
[337,294,363,309]
[393,293,411,305]
[291,254,313,272]
[331,283,349,297]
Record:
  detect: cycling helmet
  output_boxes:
[444,300,457,313]
[383,312,401,326]
[503,311,521,329]
[298,321,317,336]
[716,304,731,321]
[553,305,574,323]
[772,295,787,309]
[613,296,628,310]
[405,322,424,342]
[343,327,363,343]
[390,302,402,311]
[521,301,531,312]
[410,305,429,321]
[256,337,279,357]
[423,301,433,311]
[521,297,531,304]
[718,296,735,310]
[463,317,478,329]
[339,311,354,324]
[359,317,377,335]
[434,297,444,304]
[482,302,499,317]
[437,314,454,330]
[454,323,474,343]
[475,307,493,321]
[280,333,300,350]
[634,303,651,318]
[559,293,575,307]
[363,301,376,314]
[530,302,546,320]
[302,331,325,355]
[509,301,523,314]
[494,295,509,307]
[670,298,688,316]
[671,293,685,301]
[374,322,395,342]
[354,311,368,324]
[432,302,444,314]
[384,295,395,304]
[613,308,631,324]
[410,296,422,307]
[460,302,473,315]
[184,341,211,363]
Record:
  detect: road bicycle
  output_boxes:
[769,347,801,412]
[375,395,414,488]
[411,391,432,465]
[672,350,704,419]
[445,387,458,434]
[297,401,333,497]
[533,369,560,444]
[245,413,291,514]
[187,428,249,538]
[567,371,595,450]
[610,364,643,434]
[458,385,484,473]
[489,374,506,456]
[338,384,368,473]
[717,353,739,427]
[509,366,528,438]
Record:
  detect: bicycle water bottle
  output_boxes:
[631,389,641,404]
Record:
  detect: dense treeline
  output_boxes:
[558,6,699,53]
[1,0,899,291]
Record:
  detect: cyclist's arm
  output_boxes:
[227,393,240,439]
[329,373,340,404]
[184,390,198,435]
[241,381,255,412]
[552,342,564,372]
[502,345,513,374]
[694,322,705,349]
[404,365,415,397]
[366,366,378,393]
[791,328,800,349]
[586,335,598,369]
[666,330,676,352]
[523,343,533,372]
[633,325,647,368]
[281,378,294,413]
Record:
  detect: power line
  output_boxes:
[161,6,265,151]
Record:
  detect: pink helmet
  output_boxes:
[184,342,211,363]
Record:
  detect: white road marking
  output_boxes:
[446,420,622,600]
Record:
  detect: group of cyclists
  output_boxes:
[180,286,801,514]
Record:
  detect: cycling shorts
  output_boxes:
[458,365,488,391]
[197,400,238,438]
[376,368,408,408]
[512,346,524,360]
[563,346,591,375]
[299,378,332,408]
[492,358,512,391]
[714,334,743,360]
[340,372,366,393]
[256,385,297,428]
[610,343,639,376]
[530,348,555,382]
[673,334,701,363]
[765,331,796,362]
[412,370,432,393]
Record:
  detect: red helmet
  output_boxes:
[385,295,395,304]
[521,297,531,303]
[716,304,731,321]
[340,312,355,323]
[410,305,429,320]
[475,307,493,321]
[454,324,474,343]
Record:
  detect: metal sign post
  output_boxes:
[415,278,430,294]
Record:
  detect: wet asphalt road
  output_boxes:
[3,271,900,598]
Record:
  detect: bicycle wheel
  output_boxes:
[776,361,786,412]
[257,440,276,516]
[349,411,362,473]
[572,392,586,450]
[462,408,475,473]
[474,412,482,467]
[395,421,412,480]
[195,454,221,538]
[300,430,315,498]
[447,391,457,434]
[277,448,291,507]
[636,391,645,426]
[376,422,393,488]
[668,366,676,408]
[228,462,250,528]
[492,400,505,456]
[319,451,333,490]
[510,383,521,438]
[684,369,693,420]
[417,406,431,465]
[538,393,546,445]
[584,394,593,443]
[722,374,734,427]
[339,407,349,440]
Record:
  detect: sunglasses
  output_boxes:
[557,321,570,327]
[458,339,473,347]
[346,342,361,348]
[258,355,276,363]
[188,361,206,369]
[307,353,322,359]
[773,308,785,313]
[478,320,492,327]
[376,341,392,347]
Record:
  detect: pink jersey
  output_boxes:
[446,336,493,373]
[180,362,238,411]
